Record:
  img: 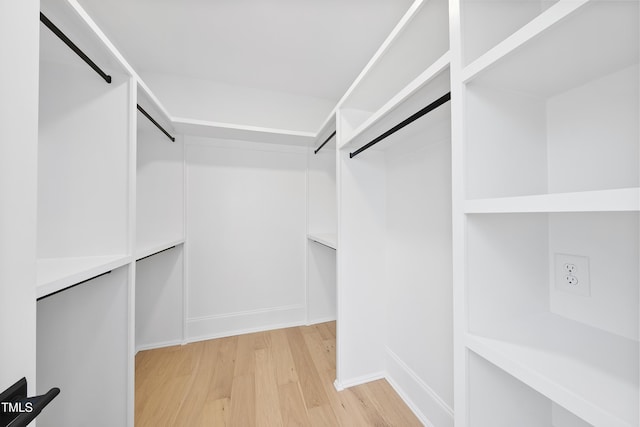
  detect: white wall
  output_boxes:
[136,246,184,351]
[136,125,185,249]
[38,61,130,258]
[385,132,454,426]
[142,72,335,132]
[0,0,39,395]
[185,137,307,341]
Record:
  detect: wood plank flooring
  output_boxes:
[135,322,422,426]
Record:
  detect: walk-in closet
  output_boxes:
[1,0,638,426]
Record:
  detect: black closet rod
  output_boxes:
[314,130,337,154]
[137,105,176,142]
[37,271,112,301]
[349,92,451,159]
[39,12,112,84]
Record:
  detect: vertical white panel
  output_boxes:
[336,148,387,384]
[385,135,454,409]
[136,125,185,249]
[37,268,129,427]
[0,0,39,395]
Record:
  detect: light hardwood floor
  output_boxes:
[135,322,422,426]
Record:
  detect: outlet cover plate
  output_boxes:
[554,253,590,296]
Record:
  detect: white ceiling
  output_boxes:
[77,0,414,102]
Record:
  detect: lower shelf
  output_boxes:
[36,254,131,299]
[307,233,337,250]
[135,237,185,261]
[467,312,639,427]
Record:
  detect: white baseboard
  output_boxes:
[336,371,386,390]
[135,339,184,354]
[306,315,336,326]
[186,304,306,343]
[385,347,454,427]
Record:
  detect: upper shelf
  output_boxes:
[136,238,185,261]
[39,0,130,77]
[339,52,450,151]
[37,254,130,299]
[172,117,316,146]
[462,0,639,98]
[337,0,449,145]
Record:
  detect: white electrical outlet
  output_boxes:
[555,253,590,296]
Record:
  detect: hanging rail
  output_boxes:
[137,105,176,142]
[39,13,112,84]
[349,92,451,158]
[314,130,337,154]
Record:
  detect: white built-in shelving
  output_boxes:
[339,0,450,148]
[335,1,454,424]
[453,0,639,426]
[36,1,134,425]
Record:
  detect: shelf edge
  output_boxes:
[135,238,185,261]
[307,233,337,250]
[338,51,451,151]
[464,188,640,214]
[461,0,590,84]
[36,255,131,299]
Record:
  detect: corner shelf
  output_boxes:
[307,233,337,250]
[172,117,316,146]
[339,51,450,150]
[36,254,131,299]
[135,238,185,261]
[465,188,640,214]
[467,312,639,427]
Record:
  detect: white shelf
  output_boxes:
[172,117,316,146]
[462,0,639,98]
[462,0,589,83]
[340,52,450,150]
[465,188,640,214]
[36,254,131,299]
[135,238,185,261]
[467,312,639,427]
[307,233,337,250]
